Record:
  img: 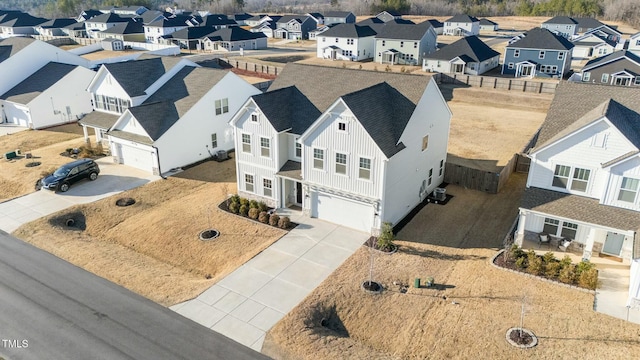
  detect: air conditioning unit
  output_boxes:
[215,149,228,162]
[433,187,446,201]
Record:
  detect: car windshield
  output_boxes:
[53,167,71,177]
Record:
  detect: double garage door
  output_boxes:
[118,144,155,173]
[314,192,374,233]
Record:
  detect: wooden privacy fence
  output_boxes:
[435,73,558,94]
[444,153,519,194]
[219,58,283,77]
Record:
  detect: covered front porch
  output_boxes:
[515,60,537,78]
[78,111,119,149]
[610,70,639,86]
[276,160,305,211]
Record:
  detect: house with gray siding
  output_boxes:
[423,35,500,75]
[323,11,355,26]
[502,28,574,78]
[273,15,316,40]
[374,21,436,66]
[579,51,640,86]
[229,63,451,233]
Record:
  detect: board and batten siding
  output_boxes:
[382,79,451,225]
[287,133,302,162]
[528,118,635,200]
[301,101,384,200]
[92,70,131,107]
[234,103,279,171]
[235,162,279,206]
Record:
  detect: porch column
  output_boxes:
[82,125,89,143]
[515,209,527,246]
[583,228,596,261]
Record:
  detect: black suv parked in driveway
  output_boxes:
[41,159,100,192]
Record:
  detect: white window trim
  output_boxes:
[552,163,592,194]
[358,156,373,181]
[617,177,640,204]
[244,173,255,193]
[313,147,326,171]
[263,177,273,198]
[241,132,252,154]
[335,152,348,176]
[260,137,270,157]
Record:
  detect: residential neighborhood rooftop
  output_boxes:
[427,35,500,62]
[102,56,185,97]
[0,62,77,104]
[507,27,574,50]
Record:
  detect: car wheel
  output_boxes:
[59,183,70,192]
[89,172,98,181]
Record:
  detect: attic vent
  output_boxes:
[591,133,608,148]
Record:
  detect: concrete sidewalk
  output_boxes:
[595,265,640,324]
[171,210,367,351]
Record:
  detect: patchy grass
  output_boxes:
[264,173,640,359]
[0,129,86,201]
[13,158,286,306]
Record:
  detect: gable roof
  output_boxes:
[340,82,415,157]
[543,16,577,25]
[165,26,216,40]
[37,18,78,28]
[445,14,479,23]
[78,9,103,21]
[204,26,266,41]
[479,18,497,26]
[574,17,603,30]
[426,35,500,62]
[324,11,353,18]
[0,37,36,63]
[85,12,131,24]
[130,66,228,141]
[374,22,431,40]
[101,19,143,35]
[0,13,48,27]
[582,50,640,71]
[533,82,640,151]
[0,62,77,104]
[276,15,308,24]
[102,57,185,97]
[146,14,193,28]
[320,23,376,38]
[252,86,321,135]
[199,14,236,27]
[507,27,574,50]
[426,19,443,28]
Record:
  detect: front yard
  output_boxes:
[13,158,286,306]
[264,173,640,359]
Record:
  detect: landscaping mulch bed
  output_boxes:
[218,199,298,231]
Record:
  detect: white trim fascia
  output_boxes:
[530,116,607,155]
[228,98,255,126]
[583,54,640,72]
[524,208,636,235]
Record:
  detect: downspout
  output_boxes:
[152,145,166,179]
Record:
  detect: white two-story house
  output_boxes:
[317,23,377,61]
[230,64,451,233]
[515,82,640,264]
[443,14,479,36]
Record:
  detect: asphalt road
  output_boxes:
[0,232,270,360]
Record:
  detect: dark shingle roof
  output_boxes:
[101,20,143,35]
[131,67,227,141]
[426,35,500,62]
[543,16,577,25]
[479,18,497,26]
[78,110,119,129]
[507,28,574,50]
[357,17,384,26]
[78,10,103,21]
[0,62,77,103]
[103,57,184,97]
[277,160,302,180]
[37,18,78,28]
[205,27,266,41]
[445,14,479,23]
[574,17,603,30]
[199,14,236,27]
[521,187,640,235]
[85,13,131,24]
[582,50,640,71]
[324,11,353,18]
[341,82,414,157]
[320,23,376,38]
[426,19,443,28]
[0,37,35,63]
[269,63,431,112]
[252,86,320,135]
[166,26,216,40]
[276,15,306,24]
[147,14,192,28]
[534,82,640,150]
[0,13,48,27]
[374,22,432,41]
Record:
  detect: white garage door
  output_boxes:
[315,192,374,232]
[120,144,154,172]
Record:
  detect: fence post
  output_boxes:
[508,79,512,90]
[466,75,470,85]
[523,81,527,92]
[254,64,257,72]
[494,78,497,89]
[539,82,543,93]
[479,76,483,88]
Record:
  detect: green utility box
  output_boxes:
[4,151,17,160]
[414,278,420,288]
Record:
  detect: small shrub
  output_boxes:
[377,222,395,251]
[526,250,543,275]
[278,216,291,229]
[574,260,595,278]
[358,64,362,70]
[258,211,269,223]
[249,200,259,209]
[542,252,556,265]
[248,207,260,219]
[239,204,249,216]
[258,201,268,212]
[515,257,526,269]
[558,263,576,284]
[560,255,572,268]
[400,66,406,73]
[341,62,346,68]
[544,261,562,278]
[269,213,280,226]
[230,194,240,204]
[384,65,391,72]
[239,198,249,207]
[229,202,239,214]
[578,268,599,290]
[509,244,526,260]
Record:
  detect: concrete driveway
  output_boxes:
[0,157,159,233]
[171,210,368,352]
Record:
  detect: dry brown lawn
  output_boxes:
[264,173,640,359]
[0,129,86,201]
[444,85,552,171]
[13,158,286,306]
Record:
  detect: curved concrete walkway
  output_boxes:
[170,210,367,352]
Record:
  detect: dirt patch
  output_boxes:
[13,159,286,306]
[257,55,310,63]
[265,174,640,358]
[48,210,87,231]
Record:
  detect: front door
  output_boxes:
[603,232,625,257]
[521,65,533,77]
[296,182,302,204]
[614,77,630,86]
